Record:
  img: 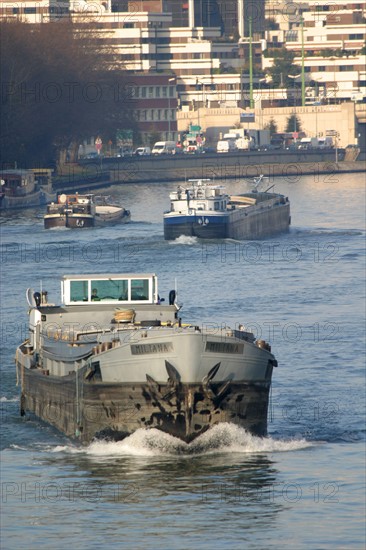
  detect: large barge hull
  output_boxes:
[164,216,228,239]
[19,368,271,443]
[164,203,290,240]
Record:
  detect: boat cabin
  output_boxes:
[61,273,158,305]
[0,169,37,197]
[168,180,229,214]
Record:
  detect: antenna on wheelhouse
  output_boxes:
[248,174,269,193]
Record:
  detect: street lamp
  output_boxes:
[168,77,175,141]
[288,74,301,137]
[195,79,206,133]
[313,76,323,137]
[196,78,205,126]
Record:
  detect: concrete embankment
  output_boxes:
[53,152,365,192]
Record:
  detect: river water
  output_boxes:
[0,171,365,549]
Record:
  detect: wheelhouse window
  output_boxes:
[70,280,88,302]
[131,279,149,300]
[64,275,154,304]
[90,279,128,301]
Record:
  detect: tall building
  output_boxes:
[193,0,265,38]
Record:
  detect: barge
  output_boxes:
[0,169,55,209]
[15,273,277,443]
[164,175,290,240]
[44,193,130,229]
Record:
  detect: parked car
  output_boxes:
[134,147,151,156]
[118,147,133,157]
[201,146,216,154]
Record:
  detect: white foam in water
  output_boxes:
[0,396,19,402]
[51,423,312,457]
[169,235,198,245]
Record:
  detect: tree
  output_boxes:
[147,129,162,147]
[286,114,302,133]
[264,118,278,136]
[0,19,136,167]
[265,48,301,89]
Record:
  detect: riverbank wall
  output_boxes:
[53,154,365,192]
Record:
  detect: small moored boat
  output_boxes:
[0,169,55,210]
[15,273,278,444]
[44,193,130,229]
[164,175,291,240]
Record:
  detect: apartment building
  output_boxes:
[264,0,366,101]
[1,0,364,144]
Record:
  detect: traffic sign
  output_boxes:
[95,137,102,153]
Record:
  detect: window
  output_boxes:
[70,280,88,302]
[148,86,154,98]
[162,86,167,97]
[141,87,146,98]
[169,86,174,97]
[69,279,133,302]
[90,280,128,301]
[131,279,149,301]
[156,86,160,97]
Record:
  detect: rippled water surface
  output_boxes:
[1,172,365,549]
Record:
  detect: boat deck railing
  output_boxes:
[42,321,256,345]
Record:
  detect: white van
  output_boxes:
[152,141,177,155]
[318,137,333,149]
[217,139,237,153]
[134,147,151,156]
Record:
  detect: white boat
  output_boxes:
[15,273,277,443]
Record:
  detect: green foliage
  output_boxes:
[265,48,301,88]
[264,18,279,31]
[285,114,302,133]
[147,130,161,147]
[264,118,278,135]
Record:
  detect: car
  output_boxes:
[115,147,133,157]
[134,147,151,156]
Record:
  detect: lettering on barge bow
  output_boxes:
[131,342,173,355]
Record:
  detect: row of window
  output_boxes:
[70,279,150,303]
[3,7,69,15]
[134,109,176,122]
[129,86,175,99]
